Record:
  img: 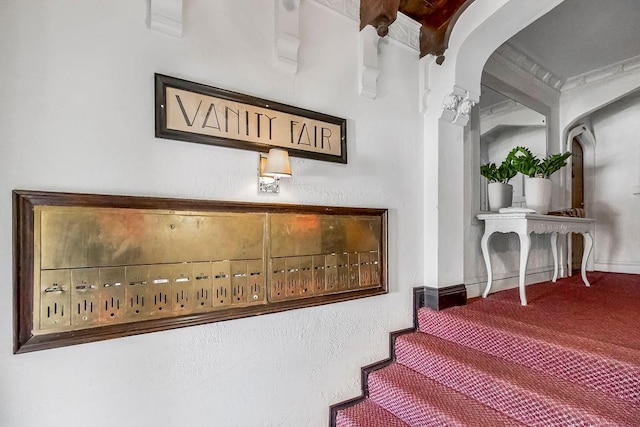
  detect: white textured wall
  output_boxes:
[0,1,423,426]
[559,61,640,274]
[590,95,640,273]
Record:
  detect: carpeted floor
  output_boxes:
[334,272,640,426]
[473,271,640,350]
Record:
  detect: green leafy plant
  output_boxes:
[510,146,572,178]
[480,146,520,183]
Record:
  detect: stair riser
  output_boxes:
[395,337,627,426]
[367,372,474,427]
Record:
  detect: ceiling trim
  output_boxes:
[479,98,519,119]
[387,12,421,51]
[562,54,640,92]
[311,0,420,51]
[494,43,564,91]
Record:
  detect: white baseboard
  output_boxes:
[594,261,640,274]
[465,269,554,299]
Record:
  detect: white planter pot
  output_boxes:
[525,177,552,214]
[487,182,513,211]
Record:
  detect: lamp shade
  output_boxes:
[263,148,292,177]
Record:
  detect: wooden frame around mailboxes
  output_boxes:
[13,190,386,353]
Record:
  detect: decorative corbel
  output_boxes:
[418,54,436,113]
[274,0,301,74]
[147,0,183,38]
[441,86,479,126]
[358,25,381,99]
[360,0,401,37]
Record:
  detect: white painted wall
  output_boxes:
[589,95,640,273]
[557,57,640,275]
[0,1,424,426]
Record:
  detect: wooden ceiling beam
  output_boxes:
[360,0,475,60]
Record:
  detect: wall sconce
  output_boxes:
[259,148,292,193]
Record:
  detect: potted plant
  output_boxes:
[511,146,572,214]
[480,149,518,211]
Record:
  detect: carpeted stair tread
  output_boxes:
[395,331,640,426]
[417,306,640,403]
[334,399,410,427]
[461,300,640,363]
[367,362,526,427]
[475,273,640,351]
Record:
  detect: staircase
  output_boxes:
[331,280,640,426]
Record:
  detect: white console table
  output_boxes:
[477,213,595,306]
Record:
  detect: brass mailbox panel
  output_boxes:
[325,254,339,293]
[269,258,287,301]
[171,263,194,314]
[247,259,265,303]
[348,253,360,290]
[230,261,248,305]
[312,255,326,294]
[285,257,300,299]
[298,256,313,297]
[192,262,213,310]
[71,268,100,328]
[125,265,150,319]
[14,191,387,353]
[212,261,231,308]
[39,269,71,330]
[99,266,126,323]
[337,253,349,291]
[359,252,372,288]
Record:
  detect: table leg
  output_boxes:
[550,232,558,283]
[518,232,531,306]
[567,232,573,277]
[481,231,493,298]
[581,232,593,287]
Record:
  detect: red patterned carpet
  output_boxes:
[335,272,640,426]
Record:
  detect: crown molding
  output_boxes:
[386,12,421,51]
[479,98,519,118]
[562,54,640,92]
[311,0,420,51]
[312,0,359,20]
[493,43,564,91]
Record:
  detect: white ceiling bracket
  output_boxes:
[147,0,183,38]
[274,0,301,74]
[358,25,381,99]
[418,54,436,113]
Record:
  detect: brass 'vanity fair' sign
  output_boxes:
[155,74,347,163]
[13,191,386,353]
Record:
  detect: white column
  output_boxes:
[423,70,478,288]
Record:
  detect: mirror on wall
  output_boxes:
[479,85,547,211]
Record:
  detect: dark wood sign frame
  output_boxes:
[13,190,386,353]
[155,74,348,164]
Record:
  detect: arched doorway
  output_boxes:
[571,137,584,272]
[565,124,596,273]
